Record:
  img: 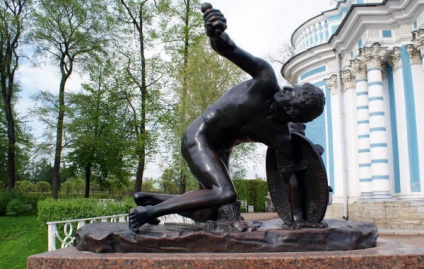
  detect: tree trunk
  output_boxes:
[51,74,68,199]
[4,95,16,191]
[133,5,147,193]
[177,0,191,194]
[85,162,92,198]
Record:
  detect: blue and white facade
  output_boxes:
[282,0,424,207]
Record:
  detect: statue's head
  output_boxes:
[274,83,325,123]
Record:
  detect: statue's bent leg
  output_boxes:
[134,192,219,222]
[129,118,236,233]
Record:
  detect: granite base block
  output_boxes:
[28,239,424,269]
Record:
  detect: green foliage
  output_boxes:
[0,189,38,216]
[234,179,268,212]
[141,178,159,192]
[60,181,73,197]
[37,198,134,224]
[35,181,51,194]
[0,192,12,215]
[6,199,27,216]
[15,180,34,193]
[0,216,47,269]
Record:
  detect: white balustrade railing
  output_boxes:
[47,214,194,251]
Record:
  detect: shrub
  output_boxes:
[0,192,12,215]
[234,179,268,212]
[15,180,35,194]
[0,189,47,216]
[37,198,134,224]
[35,181,51,195]
[6,198,27,216]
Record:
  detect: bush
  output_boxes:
[234,179,268,212]
[0,192,12,215]
[0,189,38,216]
[6,199,27,216]
[37,198,134,224]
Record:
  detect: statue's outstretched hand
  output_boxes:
[201,3,227,37]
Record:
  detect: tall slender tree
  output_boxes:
[158,0,203,193]
[31,0,109,198]
[0,0,29,190]
[118,0,171,193]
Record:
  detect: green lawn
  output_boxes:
[0,216,47,269]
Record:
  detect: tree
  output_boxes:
[30,0,109,199]
[71,178,84,195]
[27,158,53,184]
[163,37,249,191]
[268,41,296,66]
[67,57,133,197]
[158,168,179,194]
[118,0,172,193]
[0,0,30,190]
[160,0,203,194]
[35,181,50,194]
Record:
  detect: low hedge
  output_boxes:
[37,198,134,224]
[234,179,268,212]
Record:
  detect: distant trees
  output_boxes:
[30,0,110,198]
[0,0,263,198]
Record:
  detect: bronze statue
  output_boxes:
[129,3,326,234]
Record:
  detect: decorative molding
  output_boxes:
[351,59,367,82]
[390,47,402,71]
[412,29,424,56]
[412,29,424,70]
[341,69,355,90]
[395,24,411,39]
[363,43,387,70]
[324,74,338,95]
[366,29,379,40]
[406,44,422,65]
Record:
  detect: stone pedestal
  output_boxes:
[74,219,377,253]
[28,240,424,269]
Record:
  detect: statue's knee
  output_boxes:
[218,187,237,204]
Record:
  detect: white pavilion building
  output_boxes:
[282,0,424,230]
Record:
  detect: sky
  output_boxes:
[17,0,336,179]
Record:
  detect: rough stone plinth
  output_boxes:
[28,239,424,269]
[74,219,377,253]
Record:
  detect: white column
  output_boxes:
[390,47,410,195]
[341,69,359,198]
[351,59,372,198]
[406,44,424,193]
[324,74,344,201]
[363,43,391,198]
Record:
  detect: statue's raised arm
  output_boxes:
[201,3,271,79]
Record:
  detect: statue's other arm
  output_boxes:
[202,4,272,79]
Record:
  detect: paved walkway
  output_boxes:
[241,212,424,248]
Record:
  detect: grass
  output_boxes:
[0,215,47,269]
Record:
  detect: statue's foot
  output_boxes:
[128,206,155,233]
[291,219,327,229]
[232,220,257,232]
